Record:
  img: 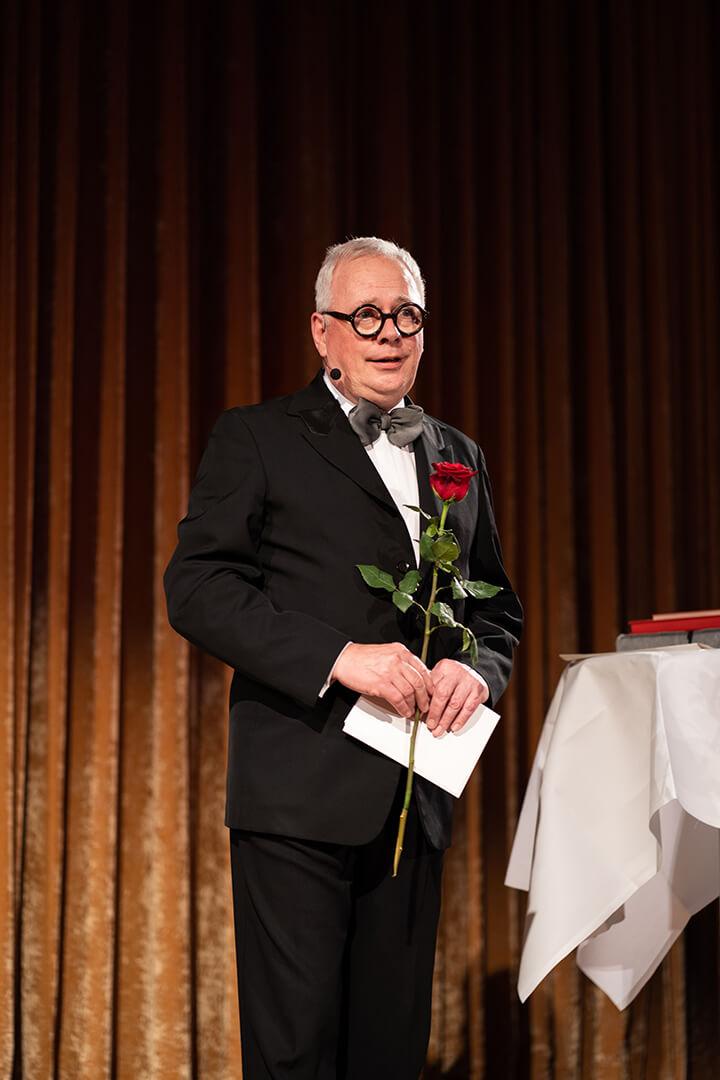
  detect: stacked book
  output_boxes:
[617,610,720,652]
[628,609,720,635]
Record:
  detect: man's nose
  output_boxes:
[377,316,401,345]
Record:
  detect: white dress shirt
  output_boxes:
[323,372,421,564]
[318,372,488,698]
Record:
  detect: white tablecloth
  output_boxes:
[505,644,720,1010]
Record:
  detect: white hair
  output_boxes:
[314,236,426,311]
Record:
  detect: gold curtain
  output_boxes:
[2,1,719,1076]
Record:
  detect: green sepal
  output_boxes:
[398,569,421,595]
[356,564,396,592]
[464,579,502,600]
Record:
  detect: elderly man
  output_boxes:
[163,237,522,1079]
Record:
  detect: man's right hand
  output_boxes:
[332,643,433,719]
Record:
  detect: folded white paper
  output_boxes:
[342,696,501,798]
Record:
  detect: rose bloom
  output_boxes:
[430,461,478,502]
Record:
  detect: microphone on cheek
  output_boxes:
[330,368,342,380]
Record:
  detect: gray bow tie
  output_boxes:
[347,397,424,448]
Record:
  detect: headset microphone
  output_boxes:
[330,368,342,380]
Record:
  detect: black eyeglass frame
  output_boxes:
[320,302,427,338]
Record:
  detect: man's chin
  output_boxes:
[363,366,414,397]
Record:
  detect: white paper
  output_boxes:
[342,696,501,798]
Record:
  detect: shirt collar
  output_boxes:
[323,370,405,415]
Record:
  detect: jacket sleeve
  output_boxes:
[451,444,523,708]
[163,408,351,708]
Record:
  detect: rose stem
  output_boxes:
[392,500,451,877]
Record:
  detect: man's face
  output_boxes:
[310,255,424,410]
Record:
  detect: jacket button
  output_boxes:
[396,560,411,575]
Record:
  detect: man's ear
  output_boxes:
[310,312,328,357]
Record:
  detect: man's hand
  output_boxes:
[425,659,489,737]
[332,643,433,719]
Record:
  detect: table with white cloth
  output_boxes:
[505,643,720,1010]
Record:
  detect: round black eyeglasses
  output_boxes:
[320,302,427,338]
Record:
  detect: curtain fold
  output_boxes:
[2,1,719,1076]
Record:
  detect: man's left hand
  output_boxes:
[425,659,489,737]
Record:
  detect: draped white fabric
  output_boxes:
[507,645,720,1009]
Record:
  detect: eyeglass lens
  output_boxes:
[353,304,424,336]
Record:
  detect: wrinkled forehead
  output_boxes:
[330,255,421,309]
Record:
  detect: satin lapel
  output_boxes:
[287,372,400,516]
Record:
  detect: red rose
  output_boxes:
[430,461,478,502]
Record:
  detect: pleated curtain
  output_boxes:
[2,1,719,1077]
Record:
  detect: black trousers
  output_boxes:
[229,776,445,1080]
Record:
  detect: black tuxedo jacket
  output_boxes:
[163,370,523,849]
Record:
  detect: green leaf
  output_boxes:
[398,569,421,595]
[451,577,468,599]
[460,625,479,665]
[420,530,461,565]
[356,564,396,592]
[404,504,433,520]
[419,532,436,561]
[392,590,415,613]
[430,601,459,627]
[430,535,460,562]
[426,521,438,537]
[464,579,502,600]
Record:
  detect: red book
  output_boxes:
[652,608,720,621]
[629,615,720,634]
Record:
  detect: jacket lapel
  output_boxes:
[287,370,402,517]
[414,413,482,594]
[287,372,466,576]
[415,415,454,519]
